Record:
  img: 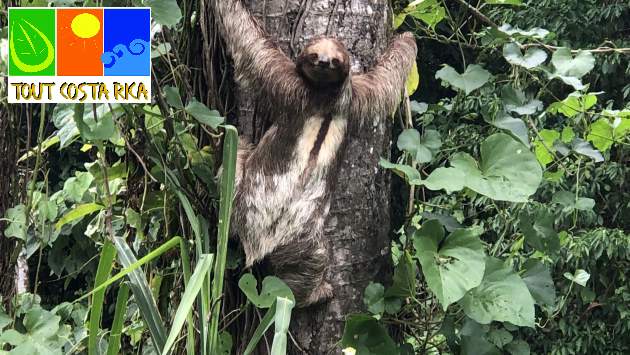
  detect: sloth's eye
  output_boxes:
[309,53,318,62]
[331,58,341,67]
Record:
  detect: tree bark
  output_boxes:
[202,1,394,353]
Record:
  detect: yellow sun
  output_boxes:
[71,13,100,39]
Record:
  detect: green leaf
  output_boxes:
[487,328,513,348]
[571,139,603,162]
[0,308,68,354]
[3,204,27,241]
[363,282,385,316]
[552,191,595,212]
[243,302,277,355]
[62,171,94,203]
[238,274,295,308]
[533,129,559,167]
[413,220,485,310]
[164,86,184,109]
[144,0,182,27]
[436,64,492,95]
[55,203,104,231]
[551,48,595,78]
[563,269,590,287]
[341,314,398,355]
[385,251,416,299]
[106,283,130,355]
[561,126,575,143]
[501,86,542,116]
[421,133,542,202]
[185,99,224,129]
[462,257,535,327]
[548,92,597,118]
[162,254,214,355]
[89,240,117,355]
[521,259,556,308]
[497,24,549,40]
[216,331,233,355]
[502,43,546,69]
[505,340,531,355]
[587,115,630,152]
[73,104,116,142]
[397,129,441,163]
[487,112,529,146]
[517,206,559,253]
[270,297,295,355]
[379,159,422,183]
[406,62,419,96]
[112,237,167,351]
[405,0,445,28]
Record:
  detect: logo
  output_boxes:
[8,7,151,103]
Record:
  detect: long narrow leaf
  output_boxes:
[112,236,167,351]
[243,302,277,355]
[77,237,183,301]
[88,240,116,355]
[106,282,129,355]
[270,297,295,355]
[161,254,214,355]
[209,125,238,353]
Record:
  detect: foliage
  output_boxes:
[1,0,629,354]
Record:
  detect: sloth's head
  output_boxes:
[297,37,350,88]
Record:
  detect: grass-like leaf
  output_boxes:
[106,282,129,355]
[209,125,238,353]
[162,254,214,355]
[88,239,116,355]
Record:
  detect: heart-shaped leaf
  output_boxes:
[503,43,547,69]
[420,133,542,202]
[517,205,560,253]
[486,112,529,146]
[413,220,485,310]
[436,64,492,95]
[501,86,543,115]
[462,257,535,327]
[521,259,556,308]
[551,48,595,78]
[238,274,295,308]
[397,129,442,163]
[563,269,590,287]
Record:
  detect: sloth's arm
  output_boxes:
[351,32,417,120]
[212,0,305,107]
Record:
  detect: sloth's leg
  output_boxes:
[269,239,332,307]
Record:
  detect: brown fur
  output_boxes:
[212,0,417,307]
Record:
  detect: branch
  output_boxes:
[449,0,498,29]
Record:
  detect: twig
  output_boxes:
[449,0,498,29]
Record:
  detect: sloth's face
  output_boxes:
[297,37,350,88]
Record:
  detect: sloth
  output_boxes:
[212,0,417,307]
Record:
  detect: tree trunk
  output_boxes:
[0,106,20,304]
[202,1,394,353]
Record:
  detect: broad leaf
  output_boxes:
[571,139,604,162]
[497,24,549,40]
[462,257,535,327]
[406,62,419,96]
[563,269,590,287]
[420,133,542,202]
[379,159,421,183]
[487,112,529,146]
[533,129,559,167]
[413,220,485,310]
[163,86,184,109]
[517,206,559,253]
[551,48,595,78]
[503,43,546,69]
[363,282,385,316]
[144,0,182,27]
[3,204,27,241]
[340,314,398,355]
[238,274,295,308]
[436,64,492,95]
[501,86,542,115]
[55,203,104,231]
[521,259,556,308]
[397,129,441,163]
[184,99,224,129]
[552,191,595,213]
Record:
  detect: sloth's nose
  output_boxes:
[316,55,331,67]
